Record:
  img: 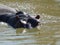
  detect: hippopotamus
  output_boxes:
[0,5,40,29]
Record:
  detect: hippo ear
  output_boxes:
[35,15,40,19]
[16,11,24,15]
[16,15,20,19]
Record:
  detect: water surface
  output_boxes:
[0,0,60,45]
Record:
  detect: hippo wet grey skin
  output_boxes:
[0,5,40,29]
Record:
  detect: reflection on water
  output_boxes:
[0,0,60,45]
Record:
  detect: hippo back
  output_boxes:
[0,4,17,14]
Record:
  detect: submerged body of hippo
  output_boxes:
[0,4,40,29]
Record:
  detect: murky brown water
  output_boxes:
[0,0,60,45]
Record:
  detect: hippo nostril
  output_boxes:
[35,15,40,19]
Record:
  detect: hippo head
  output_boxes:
[27,15,40,29]
[15,11,40,29]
